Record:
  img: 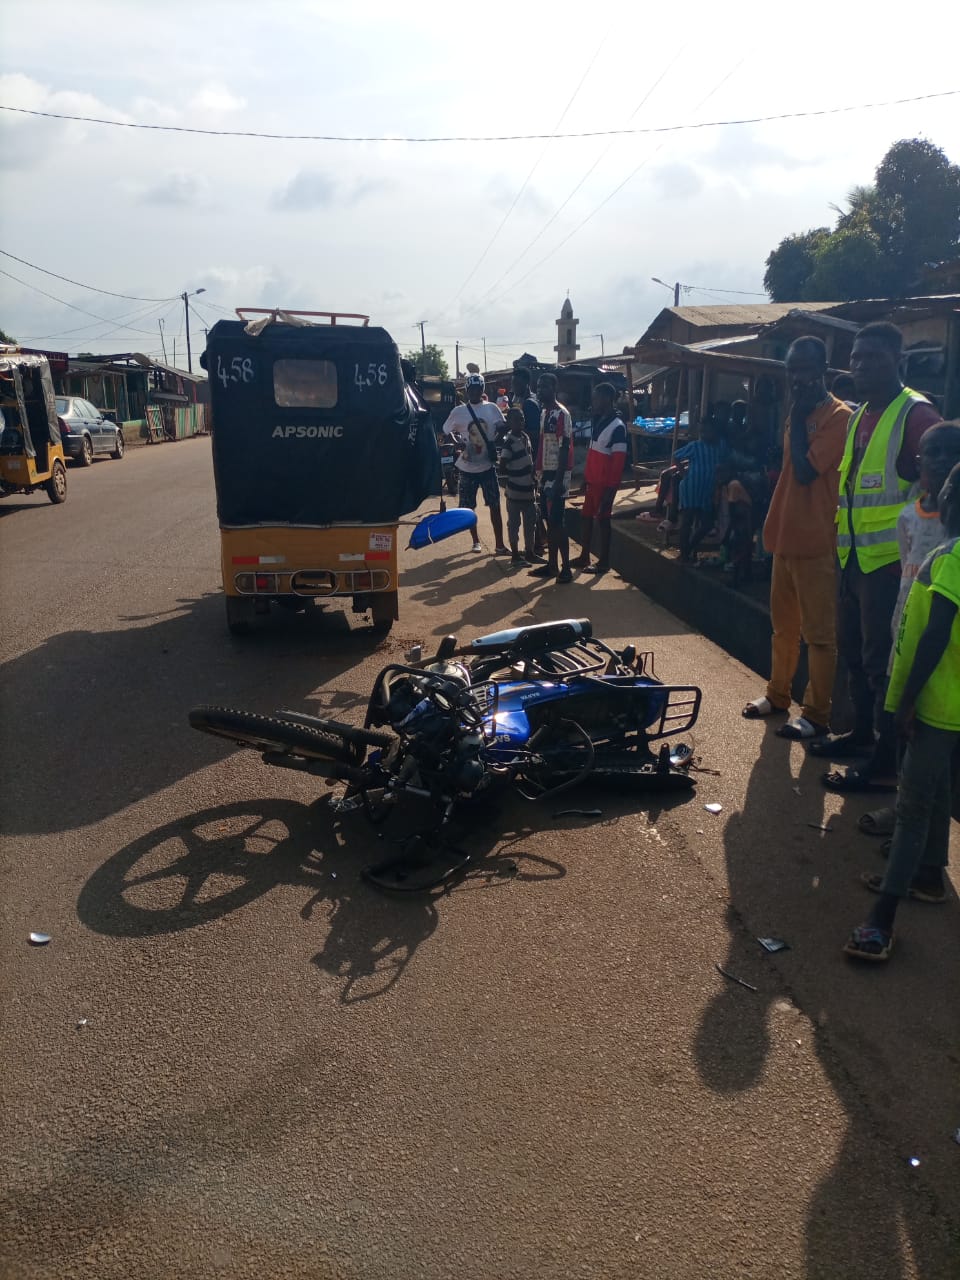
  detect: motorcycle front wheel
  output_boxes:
[189,706,364,764]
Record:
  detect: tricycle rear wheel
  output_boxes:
[225,596,255,636]
[46,460,67,504]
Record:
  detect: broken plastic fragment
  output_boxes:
[908,1157,921,1168]
[758,937,790,953]
[28,932,51,946]
[704,803,723,814]
[76,1018,88,1030]
[715,963,758,992]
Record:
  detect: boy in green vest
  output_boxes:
[844,459,960,962]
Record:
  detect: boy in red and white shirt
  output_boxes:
[572,382,627,574]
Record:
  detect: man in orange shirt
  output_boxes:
[743,337,851,738]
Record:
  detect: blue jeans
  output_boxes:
[881,719,957,898]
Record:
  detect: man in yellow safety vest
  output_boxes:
[812,322,942,789]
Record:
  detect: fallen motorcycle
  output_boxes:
[189,618,701,890]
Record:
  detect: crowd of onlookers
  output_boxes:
[440,366,627,583]
[440,324,960,967]
[734,323,959,965]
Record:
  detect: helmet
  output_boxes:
[464,373,485,389]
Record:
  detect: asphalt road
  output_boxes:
[1,439,958,1280]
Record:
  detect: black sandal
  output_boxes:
[822,768,897,794]
[807,732,874,759]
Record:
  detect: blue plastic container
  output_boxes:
[407,507,478,549]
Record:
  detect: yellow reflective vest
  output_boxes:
[836,387,926,571]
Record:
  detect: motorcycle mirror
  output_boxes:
[435,635,457,661]
[620,644,637,667]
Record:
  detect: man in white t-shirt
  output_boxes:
[443,373,508,553]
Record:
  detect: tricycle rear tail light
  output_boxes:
[234,573,255,592]
[58,417,70,434]
[254,573,277,592]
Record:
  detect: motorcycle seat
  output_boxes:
[468,618,593,657]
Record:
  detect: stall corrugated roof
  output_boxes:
[638,301,840,342]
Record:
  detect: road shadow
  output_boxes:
[693,727,960,1278]
[399,547,490,588]
[77,791,570,1006]
[0,590,398,837]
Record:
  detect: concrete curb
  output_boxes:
[567,506,776,681]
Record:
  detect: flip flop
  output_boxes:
[860,871,946,903]
[843,923,894,962]
[822,768,897,794]
[635,511,662,523]
[776,717,827,740]
[742,697,787,719]
[807,733,874,759]
[858,807,896,837]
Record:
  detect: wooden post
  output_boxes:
[943,310,960,419]
[699,362,710,432]
[669,366,687,462]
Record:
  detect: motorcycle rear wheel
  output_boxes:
[189,706,360,763]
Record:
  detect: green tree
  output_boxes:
[802,228,888,301]
[763,137,960,301]
[872,138,960,292]
[832,184,879,234]
[404,344,449,379]
[0,325,16,344]
[763,228,830,301]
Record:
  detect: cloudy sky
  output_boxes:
[1,0,958,375]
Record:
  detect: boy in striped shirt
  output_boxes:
[499,407,541,565]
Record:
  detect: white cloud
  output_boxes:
[139,173,206,207]
[1,1,958,371]
[272,170,338,211]
[188,82,246,114]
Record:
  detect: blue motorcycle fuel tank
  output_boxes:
[483,680,591,757]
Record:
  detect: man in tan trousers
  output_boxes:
[743,336,851,738]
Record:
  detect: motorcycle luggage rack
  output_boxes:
[650,685,702,738]
[494,639,610,681]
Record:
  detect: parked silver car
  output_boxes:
[55,397,124,466]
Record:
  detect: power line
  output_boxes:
[0,249,177,302]
[508,58,748,295]
[446,47,686,327]
[1,89,955,143]
[18,296,180,342]
[683,284,768,297]
[442,34,608,315]
[83,298,181,347]
[0,266,182,335]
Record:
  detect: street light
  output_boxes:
[181,287,206,372]
[590,333,605,356]
[651,277,681,307]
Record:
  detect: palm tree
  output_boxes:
[830,184,878,233]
